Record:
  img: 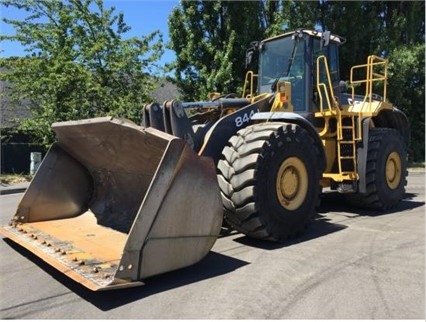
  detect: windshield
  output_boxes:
[258,35,306,110]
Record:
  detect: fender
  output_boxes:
[372,107,410,146]
[251,112,327,172]
[198,95,272,164]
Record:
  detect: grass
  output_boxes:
[408,161,425,168]
[0,174,33,184]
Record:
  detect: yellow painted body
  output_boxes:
[240,53,394,188]
[315,55,394,186]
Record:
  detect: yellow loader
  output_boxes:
[0,29,410,291]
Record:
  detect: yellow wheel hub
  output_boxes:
[276,157,308,210]
[386,151,402,190]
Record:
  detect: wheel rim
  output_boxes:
[386,151,402,190]
[276,157,308,210]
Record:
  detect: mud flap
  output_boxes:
[0,117,223,291]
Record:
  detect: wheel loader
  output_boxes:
[0,29,410,291]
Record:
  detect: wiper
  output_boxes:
[270,39,299,92]
[286,39,299,77]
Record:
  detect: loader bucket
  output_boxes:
[0,117,223,291]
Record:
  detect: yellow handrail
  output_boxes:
[349,55,388,113]
[242,71,258,99]
[316,55,339,114]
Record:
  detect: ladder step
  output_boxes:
[337,113,359,178]
[323,172,359,180]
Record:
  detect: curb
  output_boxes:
[0,187,28,195]
[0,182,30,195]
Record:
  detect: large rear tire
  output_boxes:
[344,128,407,210]
[217,123,323,241]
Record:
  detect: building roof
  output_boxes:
[0,78,179,129]
[151,79,179,103]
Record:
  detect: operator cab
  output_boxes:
[255,29,346,113]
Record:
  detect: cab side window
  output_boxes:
[313,39,341,107]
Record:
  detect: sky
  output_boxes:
[0,0,180,65]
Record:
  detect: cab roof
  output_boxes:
[262,28,346,45]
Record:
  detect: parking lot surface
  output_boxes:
[0,172,424,319]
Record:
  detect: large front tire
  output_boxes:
[217,123,323,241]
[344,128,408,210]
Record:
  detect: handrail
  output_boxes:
[349,55,388,113]
[242,71,258,99]
[316,55,359,179]
[316,55,344,139]
[316,55,339,114]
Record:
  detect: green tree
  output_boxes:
[314,1,425,161]
[0,0,163,147]
[387,44,425,162]
[168,0,267,101]
[380,1,425,162]
[167,0,424,161]
[167,0,318,101]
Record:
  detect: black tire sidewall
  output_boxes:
[255,125,321,238]
[371,129,407,205]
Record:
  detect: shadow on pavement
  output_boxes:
[3,238,248,311]
[87,251,249,311]
[230,190,424,250]
[232,214,346,250]
[318,191,425,216]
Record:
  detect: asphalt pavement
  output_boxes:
[0,171,424,319]
[0,182,29,195]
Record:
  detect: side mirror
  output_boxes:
[320,31,330,48]
[245,41,259,68]
[245,50,254,68]
[339,80,347,93]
